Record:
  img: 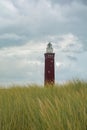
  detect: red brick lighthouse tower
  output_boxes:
[44,42,55,85]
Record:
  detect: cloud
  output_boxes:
[48,33,83,54]
[48,0,87,5]
[0,0,87,49]
[0,33,23,40]
[56,62,63,68]
[0,0,87,85]
[0,0,18,16]
[67,55,77,61]
[0,33,27,48]
[59,34,83,53]
[0,41,45,85]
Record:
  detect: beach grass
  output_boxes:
[0,80,87,130]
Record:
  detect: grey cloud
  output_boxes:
[48,0,87,5]
[81,39,87,52]
[0,33,27,48]
[56,52,87,82]
[0,39,25,48]
[47,0,73,5]
[67,55,77,61]
[76,0,87,5]
[0,0,87,49]
[62,49,83,54]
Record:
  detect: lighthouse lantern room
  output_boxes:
[44,42,55,86]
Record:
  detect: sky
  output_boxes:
[0,0,87,86]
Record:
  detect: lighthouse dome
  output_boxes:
[46,42,53,53]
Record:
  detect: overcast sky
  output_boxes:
[0,0,87,86]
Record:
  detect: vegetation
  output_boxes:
[0,80,87,130]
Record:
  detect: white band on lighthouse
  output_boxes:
[46,42,53,53]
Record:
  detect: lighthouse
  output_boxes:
[44,42,55,86]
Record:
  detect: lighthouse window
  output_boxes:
[48,70,50,73]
